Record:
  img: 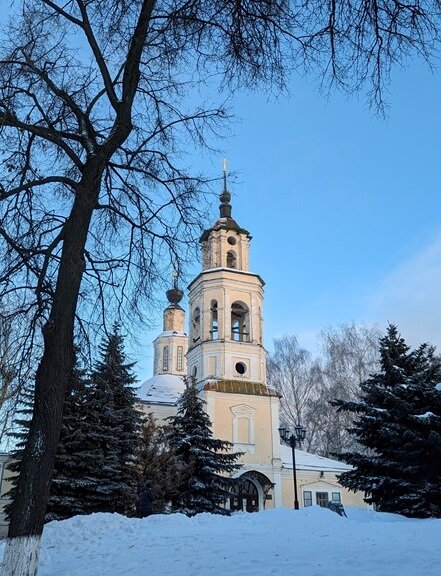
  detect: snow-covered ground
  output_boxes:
[1,506,439,575]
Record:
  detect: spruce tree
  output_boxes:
[165,378,242,516]
[135,414,181,515]
[334,325,441,517]
[47,327,141,520]
[4,383,34,519]
[45,361,90,521]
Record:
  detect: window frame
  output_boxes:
[210,300,219,340]
[162,345,169,372]
[316,491,329,508]
[303,490,313,507]
[176,345,183,371]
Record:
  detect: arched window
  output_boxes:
[176,346,183,371]
[231,301,249,342]
[192,306,201,342]
[227,250,237,269]
[162,346,169,372]
[210,300,219,340]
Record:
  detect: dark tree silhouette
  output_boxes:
[165,378,242,516]
[46,328,141,521]
[135,413,182,515]
[334,325,441,517]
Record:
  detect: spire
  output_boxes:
[219,158,232,219]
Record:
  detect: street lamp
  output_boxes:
[279,424,306,510]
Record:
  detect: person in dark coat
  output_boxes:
[137,484,154,517]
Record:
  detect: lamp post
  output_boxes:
[279,424,306,510]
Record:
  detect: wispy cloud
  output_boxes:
[368,232,441,350]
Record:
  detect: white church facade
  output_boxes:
[136,172,367,513]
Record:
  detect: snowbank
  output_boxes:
[1,506,439,575]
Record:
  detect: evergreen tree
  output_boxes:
[45,360,91,521]
[135,414,181,515]
[47,328,141,520]
[4,382,34,519]
[165,378,242,516]
[334,325,441,517]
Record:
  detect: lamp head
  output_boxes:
[278,426,288,442]
[295,424,306,443]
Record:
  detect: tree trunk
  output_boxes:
[2,162,104,576]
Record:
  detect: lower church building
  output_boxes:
[136,171,367,513]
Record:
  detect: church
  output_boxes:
[0,171,367,537]
[135,170,367,513]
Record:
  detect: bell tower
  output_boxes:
[186,165,267,387]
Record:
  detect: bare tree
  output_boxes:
[267,335,323,451]
[268,325,381,456]
[308,323,381,456]
[0,318,18,411]
[0,316,19,445]
[320,323,381,398]
[1,1,440,574]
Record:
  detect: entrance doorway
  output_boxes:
[230,479,259,512]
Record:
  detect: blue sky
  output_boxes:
[136,59,441,379]
[4,3,438,377]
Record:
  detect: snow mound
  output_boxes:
[1,507,439,575]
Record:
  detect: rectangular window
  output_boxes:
[316,492,329,508]
[331,492,341,502]
[154,348,159,373]
[303,491,312,507]
[163,346,169,372]
[176,346,183,371]
[0,463,5,499]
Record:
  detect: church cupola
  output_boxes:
[163,279,185,332]
[152,278,188,376]
[200,161,252,272]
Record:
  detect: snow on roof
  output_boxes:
[136,374,186,405]
[153,330,187,341]
[281,444,352,472]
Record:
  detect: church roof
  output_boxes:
[203,379,280,397]
[281,445,352,472]
[199,218,251,242]
[153,330,187,342]
[199,166,251,242]
[136,374,186,405]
